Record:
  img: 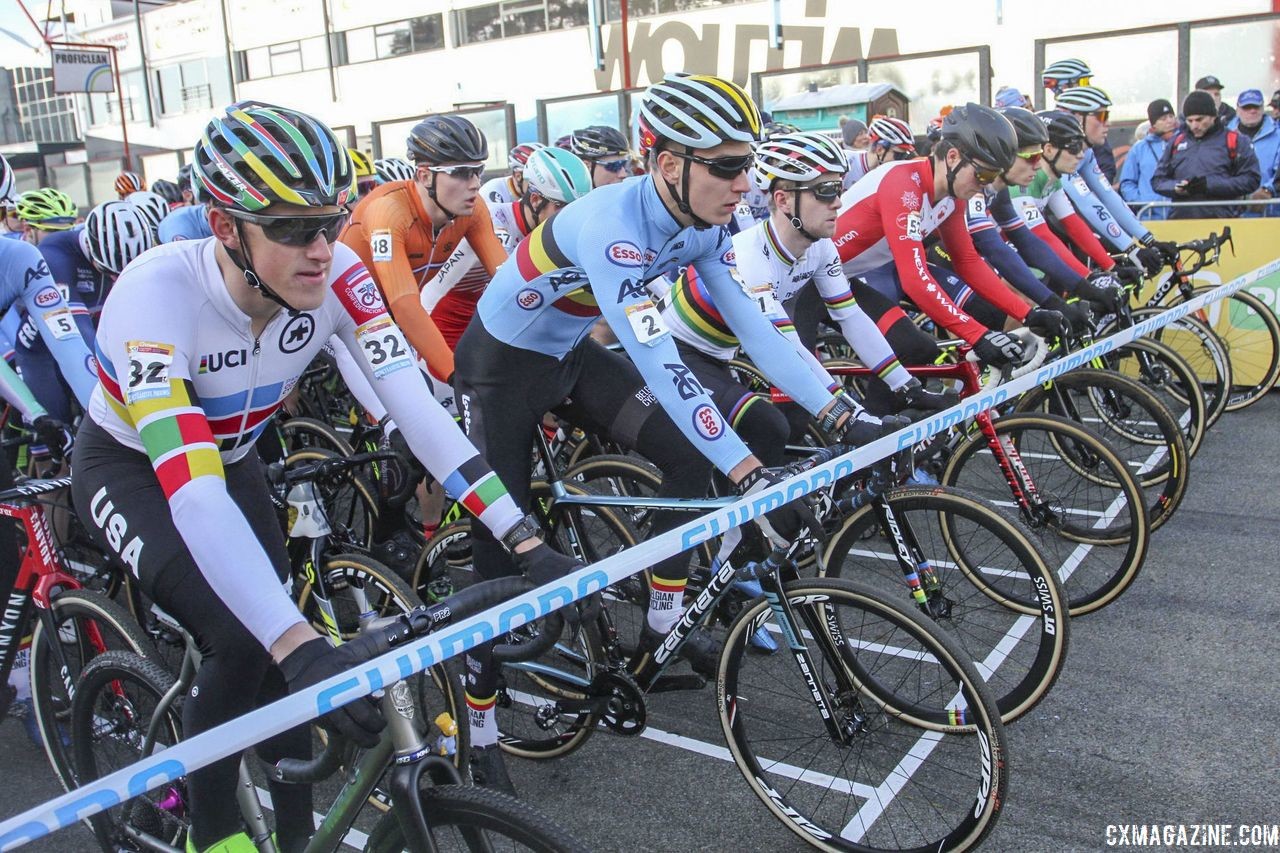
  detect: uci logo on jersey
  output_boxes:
[606,241,645,266]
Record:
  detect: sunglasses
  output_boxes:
[228,209,349,246]
[795,180,844,201]
[1088,110,1110,123]
[594,158,632,174]
[428,163,486,181]
[1016,149,1043,166]
[891,148,916,161]
[673,151,755,180]
[961,157,1003,185]
[1043,75,1091,90]
[1058,137,1087,155]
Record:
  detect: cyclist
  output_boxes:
[348,148,378,197]
[480,141,545,205]
[150,178,184,210]
[1041,57,1092,94]
[178,163,197,206]
[114,170,145,199]
[832,103,1062,412]
[126,189,171,237]
[1052,85,1171,275]
[453,72,849,790]
[728,121,800,232]
[0,154,20,239]
[568,124,633,187]
[841,115,917,189]
[373,156,417,185]
[15,188,78,240]
[70,101,575,853]
[339,113,507,388]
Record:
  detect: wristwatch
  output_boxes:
[500,512,541,554]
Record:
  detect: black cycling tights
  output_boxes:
[454,324,713,696]
[72,420,314,853]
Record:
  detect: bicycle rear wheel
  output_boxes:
[820,486,1068,723]
[28,588,155,791]
[365,784,587,852]
[1104,338,1207,458]
[1015,369,1190,531]
[942,413,1149,615]
[1189,286,1280,411]
[70,650,187,851]
[1121,309,1232,428]
[718,577,1007,853]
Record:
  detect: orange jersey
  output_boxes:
[339,180,507,380]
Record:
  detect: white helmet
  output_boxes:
[0,153,14,205]
[867,116,915,149]
[1054,85,1112,114]
[374,157,417,183]
[638,73,762,151]
[1042,58,1092,88]
[750,131,848,189]
[82,201,156,274]
[126,190,169,233]
[522,147,593,204]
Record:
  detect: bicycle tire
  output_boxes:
[296,553,468,775]
[820,485,1068,723]
[1189,286,1280,411]
[718,577,1007,853]
[277,415,356,457]
[1119,308,1232,428]
[1014,369,1190,531]
[28,588,155,791]
[941,413,1149,615]
[70,650,187,851]
[1104,337,1207,459]
[364,783,588,852]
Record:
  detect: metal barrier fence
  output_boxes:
[3,256,1278,848]
[1133,198,1278,218]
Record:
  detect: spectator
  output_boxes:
[994,86,1030,109]
[1227,88,1280,214]
[1153,90,1260,218]
[1121,99,1178,221]
[1195,75,1236,124]
[1269,90,1280,121]
[841,118,869,151]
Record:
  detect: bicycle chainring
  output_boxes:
[593,670,646,736]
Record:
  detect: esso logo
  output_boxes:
[516,288,544,310]
[721,249,736,266]
[1106,223,1122,238]
[692,404,723,440]
[606,241,645,267]
[34,288,60,307]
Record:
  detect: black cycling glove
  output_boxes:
[972,330,1026,368]
[892,378,960,412]
[738,465,823,548]
[1024,307,1067,340]
[31,415,72,461]
[280,638,386,748]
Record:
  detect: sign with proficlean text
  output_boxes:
[51,49,114,94]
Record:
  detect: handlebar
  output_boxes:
[1170,227,1233,277]
[266,449,400,490]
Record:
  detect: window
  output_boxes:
[459,4,501,44]
[604,0,746,21]
[237,35,332,80]
[340,14,445,65]
[455,1,588,45]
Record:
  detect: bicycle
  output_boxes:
[70,577,587,852]
[0,474,153,792]
[489,446,1010,852]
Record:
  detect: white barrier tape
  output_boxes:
[3,259,1277,848]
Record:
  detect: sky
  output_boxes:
[1,0,61,59]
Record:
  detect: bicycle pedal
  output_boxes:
[645,673,706,693]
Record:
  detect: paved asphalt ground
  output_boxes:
[4,396,1280,852]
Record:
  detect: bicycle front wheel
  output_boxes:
[718,577,1007,853]
[28,588,155,791]
[820,486,1068,723]
[365,784,587,852]
[942,413,1149,615]
[1105,337,1207,458]
[1121,308,1232,428]
[1189,286,1280,411]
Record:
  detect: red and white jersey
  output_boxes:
[832,159,1029,342]
[480,175,519,207]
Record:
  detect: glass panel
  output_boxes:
[544,93,622,145]
[547,0,588,28]
[246,46,271,80]
[501,0,546,37]
[758,62,861,126]
[865,51,982,130]
[345,27,375,64]
[375,20,412,58]
[467,108,512,171]
[156,64,183,115]
[51,163,89,209]
[1044,31,1178,122]
[270,43,303,76]
[12,168,41,195]
[410,14,445,51]
[88,160,122,206]
[181,59,208,87]
[300,36,328,70]
[207,58,231,105]
[1190,18,1280,111]
[142,152,181,188]
[376,118,422,160]
[461,4,501,45]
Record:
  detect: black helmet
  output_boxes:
[569,125,630,159]
[176,163,193,190]
[1036,110,1086,147]
[761,121,801,141]
[150,178,183,204]
[940,103,1018,170]
[407,114,488,164]
[997,107,1049,148]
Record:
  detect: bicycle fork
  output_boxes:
[869,498,951,620]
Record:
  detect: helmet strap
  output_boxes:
[519,195,546,230]
[788,191,820,243]
[944,156,964,199]
[424,171,461,221]
[1044,148,1065,176]
[663,145,714,230]
[229,218,301,317]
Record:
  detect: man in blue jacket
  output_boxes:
[1227,88,1280,215]
[1121,99,1178,220]
[1153,90,1261,219]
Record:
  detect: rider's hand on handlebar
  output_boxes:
[972,329,1027,369]
[279,638,386,748]
[1134,245,1165,277]
[892,377,959,412]
[31,415,72,461]
[1024,307,1068,340]
[1077,273,1125,317]
[1057,297,1094,335]
[737,465,824,549]
[513,540,602,631]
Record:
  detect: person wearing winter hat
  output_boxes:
[1227,89,1280,212]
[1120,99,1179,220]
[841,117,869,150]
[1194,75,1236,124]
[1153,90,1260,218]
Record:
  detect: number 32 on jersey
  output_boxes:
[356,317,414,378]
